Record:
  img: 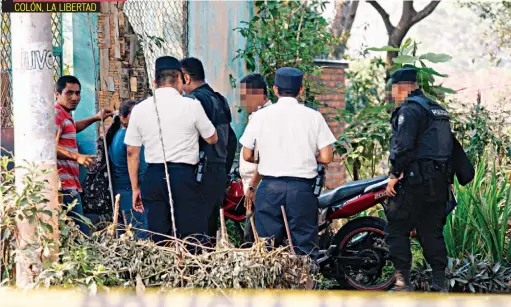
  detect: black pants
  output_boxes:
[384,169,449,283]
[142,163,208,244]
[255,177,319,260]
[203,163,228,240]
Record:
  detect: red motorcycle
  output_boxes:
[222,167,395,291]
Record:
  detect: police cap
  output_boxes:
[389,67,417,85]
[155,56,182,74]
[275,67,303,90]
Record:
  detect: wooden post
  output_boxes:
[11,13,59,287]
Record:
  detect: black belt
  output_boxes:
[262,176,315,184]
[147,162,196,169]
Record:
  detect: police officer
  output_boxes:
[124,56,218,244]
[240,67,337,260]
[180,57,237,242]
[385,67,453,292]
[238,73,272,244]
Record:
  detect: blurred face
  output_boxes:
[240,83,266,113]
[392,83,413,105]
[56,82,81,111]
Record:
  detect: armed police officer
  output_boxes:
[125,56,218,244]
[238,73,272,244]
[240,67,336,261]
[385,67,453,292]
[180,58,237,243]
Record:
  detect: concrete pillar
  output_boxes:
[11,13,59,287]
[313,59,349,189]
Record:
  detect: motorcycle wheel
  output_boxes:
[329,216,396,291]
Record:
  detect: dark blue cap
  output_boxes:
[155,56,182,74]
[275,67,303,90]
[390,67,417,85]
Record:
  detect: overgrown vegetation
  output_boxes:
[0,156,59,286]
[233,0,335,104]
[1,157,312,292]
[335,39,511,293]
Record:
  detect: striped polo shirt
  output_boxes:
[55,103,82,192]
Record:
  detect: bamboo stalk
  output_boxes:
[109,194,121,238]
[219,208,229,243]
[249,212,259,242]
[281,205,295,255]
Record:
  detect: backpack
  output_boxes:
[186,89,238,174]
[81,138,113,222]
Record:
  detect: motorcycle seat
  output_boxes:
[318,175,388,208]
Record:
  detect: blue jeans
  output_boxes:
[62,189,90,235]
[115,187,148,240]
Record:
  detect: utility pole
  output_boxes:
[11,13,59,288]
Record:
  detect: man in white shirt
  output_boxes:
[124,56,218,244]
[238,73,272,243]
[239,67,336,260]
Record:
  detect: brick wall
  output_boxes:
[97,2,150,136]
[313,59,348,189]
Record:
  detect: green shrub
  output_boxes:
[445,154,511,264]
[234,0,335,105]
[411,255,511,293]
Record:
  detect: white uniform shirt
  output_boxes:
[239,100,272,193]
[240,97,337,179]
[124,87,215,165]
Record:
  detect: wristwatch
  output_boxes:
[248,185,256,192]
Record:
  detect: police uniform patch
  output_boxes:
[431,109,449,117]
[398,114,405,126]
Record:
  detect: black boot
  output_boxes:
[430,270,448,293]
[389,270,413,292]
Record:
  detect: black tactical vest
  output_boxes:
[186,87,234,165]
[406,96,453,162]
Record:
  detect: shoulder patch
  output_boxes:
[431,109,449,117]
[398,114,405,126]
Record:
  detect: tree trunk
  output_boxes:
[331,0,360,59]
[11,13,59,287]
[368,0,441,68]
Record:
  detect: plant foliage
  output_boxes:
[368,38,456,101]
[445,155,511,264]
[234,0,335,104]
[0,155,60,286]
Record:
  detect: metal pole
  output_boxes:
[11,12,59,287]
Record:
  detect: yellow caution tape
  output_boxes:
[1,288,510,307]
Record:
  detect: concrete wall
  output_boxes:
[72,13,99,182]
[187,1,254,137]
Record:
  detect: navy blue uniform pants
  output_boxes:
[203,163,228,240]
[255,177,319,260]
[142,163,208,244]
[385,169,449,285]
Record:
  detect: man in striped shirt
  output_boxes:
[55,75,113,234]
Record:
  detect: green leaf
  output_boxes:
[432,86,457,95]
[367,46,400,52]
[419,67,448,78]
[419,52,452,63]
[41,222,54,234]
[392,55,418,64]
[401,38,413,50]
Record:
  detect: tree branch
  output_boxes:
[411,1,441,24]
[367,0,394,34]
